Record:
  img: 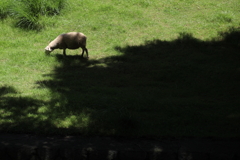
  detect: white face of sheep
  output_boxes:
[45,46,53,55]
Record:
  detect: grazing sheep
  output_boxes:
[45,32,88,58]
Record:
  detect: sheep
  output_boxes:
[45,32,88,58]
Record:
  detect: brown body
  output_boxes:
[45,32,88,58]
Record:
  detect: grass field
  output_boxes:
[0,0,240,138]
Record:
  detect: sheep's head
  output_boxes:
[45,46,53,55]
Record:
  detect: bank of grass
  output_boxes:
[0,0,66,30]
[0,0,240,138]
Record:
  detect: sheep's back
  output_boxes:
[63,32,86,49]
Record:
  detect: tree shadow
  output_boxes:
[0,85,54,134]
[1,27,240,137]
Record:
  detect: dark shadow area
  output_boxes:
[0,86,17,96]
[1,27,240,137]
[0,86,54,134]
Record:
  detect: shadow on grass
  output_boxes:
[0,86,55,134]
[1,27,240,137]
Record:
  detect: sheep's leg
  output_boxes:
[85,48,88,58]
[81,47,89,58]
[81,49,84,57]
[63,49,66,56]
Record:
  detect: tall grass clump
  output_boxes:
[10,0,66,30]
[0,0,11,19]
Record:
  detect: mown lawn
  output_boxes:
[0,0,240,138]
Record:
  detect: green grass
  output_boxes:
[0,0,240,138]
[0,0,11,19]
[0,0,66,30]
